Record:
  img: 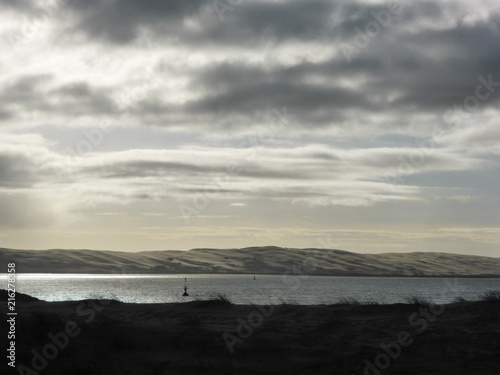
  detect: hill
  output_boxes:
[1,247,499,276]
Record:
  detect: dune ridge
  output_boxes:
[1,247,499,276]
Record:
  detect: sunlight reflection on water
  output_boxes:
[2,274,499,305]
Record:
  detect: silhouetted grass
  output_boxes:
[453,296,467,303]
[194,293,233,306]
[335,297,361,306]
[404,295,432,306]
[318,297,331,305]
[211,294,232,304]
[482,290,500,302]
[87,292,120,302]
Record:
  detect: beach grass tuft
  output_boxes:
[194,293,233,306]
[403,295,432,306]
[87,292,120,302]
[335,297,361,305]
[482,290,500,302]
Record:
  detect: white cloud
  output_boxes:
[230,203,247,207]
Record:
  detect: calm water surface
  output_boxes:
[2,274,500,305]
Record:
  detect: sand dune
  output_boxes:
[1,247,499,276]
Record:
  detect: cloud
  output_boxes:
[66,0,208,44]
[0,75,119,127]
[438,227,500,245]
[1,0,499,135]
[0,133,60,188]
[435,119,500,154]
[0,0,33,10]
[0,132,480,215]
[0,0,499,253]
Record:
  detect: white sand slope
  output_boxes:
[1,246,499,276]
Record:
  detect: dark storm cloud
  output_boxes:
[49,82,118,116]
[57,0,477,51]
[1,74,52,105]
[66,0,207,44]
[2,0,500,130]
[182,14,500,124]
[58,0,445,46]
[198,0,342,43]
[187,81,375,114]
[0,74,53,123]
[0,75,117,121]
[61,0,340,45]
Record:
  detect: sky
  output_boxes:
[0,0,499,256]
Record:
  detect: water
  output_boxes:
[2,274,500,305]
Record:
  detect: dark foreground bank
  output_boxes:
[1,291,499,375]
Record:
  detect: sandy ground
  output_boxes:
[1,292,499,375]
